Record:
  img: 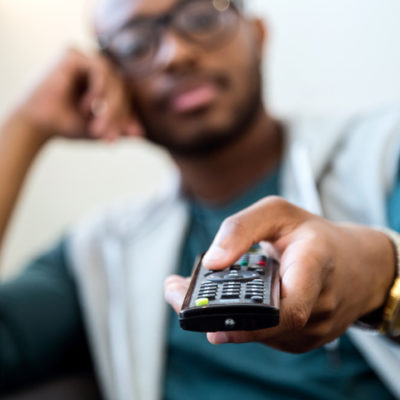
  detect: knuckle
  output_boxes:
[315,322,333,339]
[221,215,247,237]
[321,295,337,316]
[263,196,290,212]
[285,304,309,331]
[65,47,82,63]
[167,282,184,292]
[164,275,180,287]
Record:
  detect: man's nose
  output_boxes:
[155,30,200,73]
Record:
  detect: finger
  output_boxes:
[164,275,190,314]
[202,197,309,270]
[207,241,327,345]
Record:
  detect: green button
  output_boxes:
[240,260,249,266]
[195,298,209,307]
[249,244,261,253]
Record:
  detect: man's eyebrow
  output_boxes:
[126,0,183,24]
[117,0,180,31]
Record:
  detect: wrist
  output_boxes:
[3,107,53,149]
[376,228,400,336]
[364,229,396,316]
[354,228,399,334]
[336,224,396,319]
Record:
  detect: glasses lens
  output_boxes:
[175,0,238,46]
[109,23,157,73]
[103,0,239,77]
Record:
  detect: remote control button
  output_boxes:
[222,293,240,299]
[251,296,263,303]
[207,270,259,282]
[239,254,250,266]
[249,244,261,253]
[195,298,209,306]
[247,289,263,293]
[257,255,267,267]
[255,268,265,275]
[197,295,216,300]
[199,291,216,297]
[245,291,264,298]
[230,265,241,271]
[221,292,240,296]
[200,284,217,290]
[245,292,263,297]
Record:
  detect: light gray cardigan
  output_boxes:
[68,105,400,400]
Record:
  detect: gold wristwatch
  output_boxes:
[378,229,400,337]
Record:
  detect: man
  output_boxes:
[1,0,399,398]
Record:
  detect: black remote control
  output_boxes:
[179,245,280,332]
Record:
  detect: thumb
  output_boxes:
[202,197,309,270]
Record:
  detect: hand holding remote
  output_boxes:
[165,196,395,353]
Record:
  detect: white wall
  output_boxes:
[248,0,400,116]
[1,0,400,277]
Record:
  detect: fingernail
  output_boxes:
[203,246,226,265]
[210,332,229,345]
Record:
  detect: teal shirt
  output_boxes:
[163,169,394,400]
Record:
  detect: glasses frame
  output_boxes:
[98,0,241,77]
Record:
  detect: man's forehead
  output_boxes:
[94,0,178,35]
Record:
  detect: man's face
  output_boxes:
[95,0,265,157]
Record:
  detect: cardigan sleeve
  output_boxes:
[0,238,91,394]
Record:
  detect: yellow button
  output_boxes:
[195,298,209,307]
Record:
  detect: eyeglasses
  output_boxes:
[99,0,240,77]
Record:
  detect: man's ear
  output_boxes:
[249,18,267,58]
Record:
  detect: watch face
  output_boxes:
[387,279,400,337]
[390,302,400,337]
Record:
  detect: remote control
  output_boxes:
[179,245,280,332]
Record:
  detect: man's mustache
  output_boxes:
[153,71,231,112]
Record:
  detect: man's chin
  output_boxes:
[145,124,249,159]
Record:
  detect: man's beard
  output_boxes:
[137,71,263,158]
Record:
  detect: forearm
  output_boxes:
[0,110,49,251]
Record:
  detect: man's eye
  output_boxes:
[112,31,153,60]
[126,39,153,59]
[186,11,219,32]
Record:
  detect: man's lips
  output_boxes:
[167,83,219,114]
